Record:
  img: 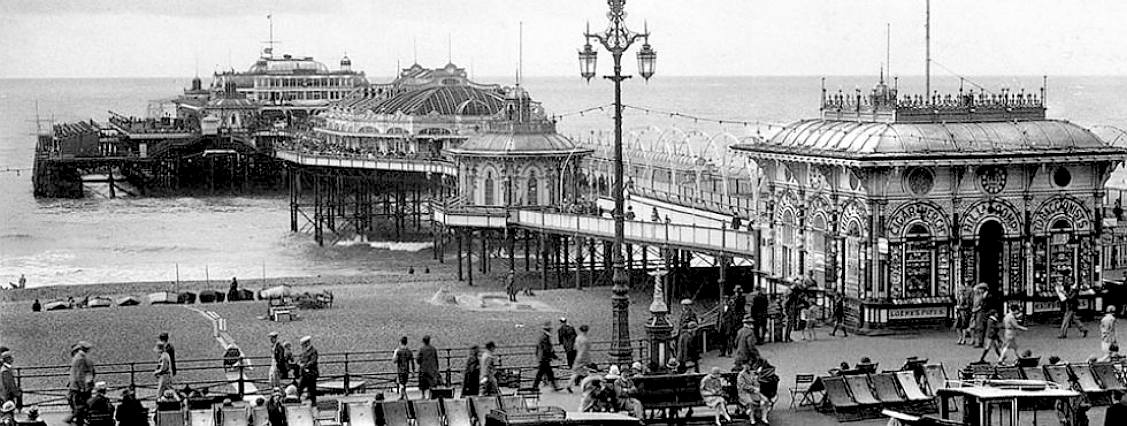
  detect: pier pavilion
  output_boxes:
[732,80,1127,331]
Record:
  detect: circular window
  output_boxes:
[849,172,862,191]
[905,167,935,196]
[1053,167,1072,188]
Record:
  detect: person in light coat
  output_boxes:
[153,342,173,398]
[1101,305,1119,356]
[568,325,592,392]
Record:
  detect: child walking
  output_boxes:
[801,305,817,341]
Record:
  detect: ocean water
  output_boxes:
[1,75,1126,286]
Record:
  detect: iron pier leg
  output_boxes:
[524,231,530,271]
[589,239,596,288]
[539,233,548,290]
[466,231,474,286]
[576,238,583,290]
[456,231,464,281]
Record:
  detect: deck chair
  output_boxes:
[790,374,819,409]
[1043,365,1075,390]
[894,372,933,403]
[1071,364,1114,405]
[188,408,217,426]
[218,405,248,426]
[819,376,868,422]
[155,410,186,426]
[285,405,315,426]
[498,395,527,412]
[377,401,411,426]
[412,400,443,426]
[344,400,375,426]
[1090,363,1127,392]
[1021,366,1046,382]
[250,406,268,426]
[1016,356,1041,368]
[922,364,950,395]
[870,373,907,404]
[994,366,1023,380]
[844,375,883,407]
[469,396,500,426]
[966,363,994,381]
[442,399,473,426]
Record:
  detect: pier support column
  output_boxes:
[480,234,488,274]
[576,238,584,290]
[540,233,548,290]
[589,239,597,288]
[466,231,474,286]
[456,230,464,281]
[289,170,298,232]
[524,231,531,271]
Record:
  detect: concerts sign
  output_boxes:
[887,306,947,320]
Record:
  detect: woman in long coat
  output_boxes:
[461,346,480,397]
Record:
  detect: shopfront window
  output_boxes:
[903,223,935,298]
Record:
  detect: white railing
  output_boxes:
[431,206,508,229]
[512,210,757,256]
[274,150,457,176]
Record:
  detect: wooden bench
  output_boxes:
[632,373,738,421]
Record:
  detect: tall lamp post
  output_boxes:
[578,0,656,366]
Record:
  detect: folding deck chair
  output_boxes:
[283,405,315,426]
[188,408,217,426]
[1043,365,1075,390]
[218,404,249,426]
[844,375,884,410]
[994,366,1023,380]
[155,410,186,426]
[819,376,871,422]
[412,400,443,426]
[442,399,473,426]
[922,364,950,395]
[498,395,527,412]
[789,374,819,409]
[343,399,375,426]
[1090,363,1127,393]
[1071,364,1114,405]
[250,406,268,426]
[377,400,411,426]
[869,373,907,405]
[1021,366,1046,382]
[894,371,936,413]
[469,396,500,426]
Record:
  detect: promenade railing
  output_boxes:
[14,339,648,407]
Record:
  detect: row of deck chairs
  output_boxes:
[962,362,1127,406]
[341,395,530,426]
[153,404,270,426]
[816,364,952,422]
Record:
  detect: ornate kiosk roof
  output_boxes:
[445,88,592,158]
[732,83,1127,166]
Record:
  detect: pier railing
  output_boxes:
[511,210,757,257]
[274,150,457,176]
[12,339,647,407]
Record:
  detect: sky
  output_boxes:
[1,0,1125,79]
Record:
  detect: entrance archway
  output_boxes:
[978,220,1004,308]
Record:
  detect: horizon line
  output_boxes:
[2,73,1124,80]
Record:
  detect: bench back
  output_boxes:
[633,373,737,408]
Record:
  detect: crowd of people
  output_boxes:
[274,137,441,161]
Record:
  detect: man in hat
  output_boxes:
[0,351,19,409]
[86,382,113,426]
[533,322,561,391]
[153,342,173,398]
[68,341,95,425]
[297,336,319,405]
[266,387,286,426]
[1058,284,1089,339]
[268,332,284,388]
[1101,305,1119,357]
[735,314,761,368]
[115,387,147,426]
[678,299,698,332]
[158,333,176,376]
[557,318,577,369]
[677,321,701,373]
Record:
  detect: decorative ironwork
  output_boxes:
[977,166,1007,194]
[886,201,950,241]
[905,167,935,196]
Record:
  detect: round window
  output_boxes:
[1053,167,1072,188]
[905,167,935,196]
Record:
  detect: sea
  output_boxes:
[2,75,1127,287]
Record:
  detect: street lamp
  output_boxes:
[578,0,655,366]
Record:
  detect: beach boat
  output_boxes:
[149,291,178,304]
[87,296,113,308]
[116,296,141,306]
[258,285,294,299]
[44,300,71,311]
[198,290,224,303]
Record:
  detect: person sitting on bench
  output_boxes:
[737,362,767,424]
[700,367,732,426]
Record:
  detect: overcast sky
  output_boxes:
[1,0,1124,79]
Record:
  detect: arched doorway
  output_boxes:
[978,220,1004,307]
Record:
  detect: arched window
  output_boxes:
[527,171,539,206]
[484,171,496,206]
[902,223,935,298]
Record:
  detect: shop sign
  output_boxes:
[1033,300,1059,313]
[888,306,946,320]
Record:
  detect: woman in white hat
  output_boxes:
[699,367,732,426]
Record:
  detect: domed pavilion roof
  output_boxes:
[446,121,592,157]
[733,119,1126,164]
[368,85,506,116]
